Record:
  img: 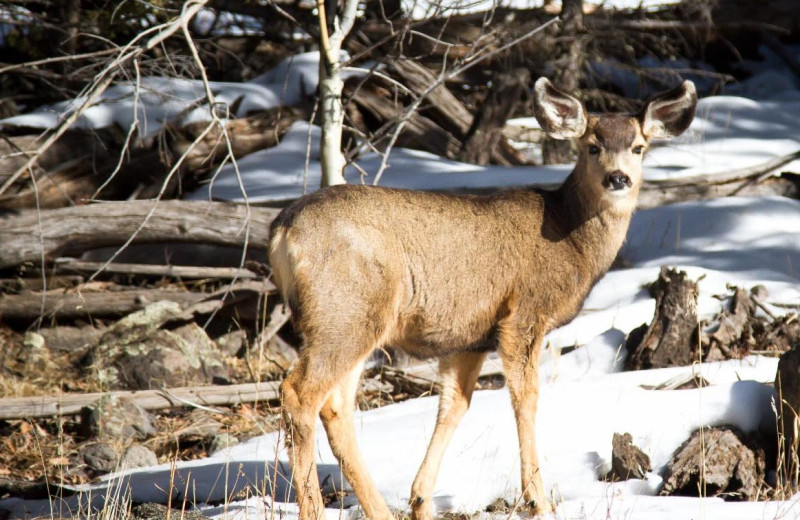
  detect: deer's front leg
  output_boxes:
[410,351,487,520]
[499,329,551,516]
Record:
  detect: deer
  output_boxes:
[268,77,697,520]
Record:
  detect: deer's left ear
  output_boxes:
[640,80,697,139]
[534,77,588,140]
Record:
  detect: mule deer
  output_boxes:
[269,77,696,519]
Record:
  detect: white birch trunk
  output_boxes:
[319,46,347,187]
[317,0,359,188]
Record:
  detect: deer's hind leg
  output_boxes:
[410,351,487,520]
[282,312,396,520]
[281,354,332,520]
[319,361,394,520]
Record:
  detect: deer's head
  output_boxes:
[534,78,697,214]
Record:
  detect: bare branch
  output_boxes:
[373,16,559,184]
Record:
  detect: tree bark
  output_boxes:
[320,67,348,186]
[0,201,280,269]
[317,0,360,187]
[625,267,701,370]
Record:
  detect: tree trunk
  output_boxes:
[543,0,584,165]
[317,0,360,187]
[625,267,701,370]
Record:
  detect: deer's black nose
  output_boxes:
[604,170,632,190]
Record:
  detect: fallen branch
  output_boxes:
[587,18,789,35]
[1,155,797,272]
[0,279,275,322]
[643,149,800,189]
[0,381,281,420]
[55,259,259,280]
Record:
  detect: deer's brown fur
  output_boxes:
[268,78,697,520]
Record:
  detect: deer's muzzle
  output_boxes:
[603,171,632,191]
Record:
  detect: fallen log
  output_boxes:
[0,353,508,420]
[0,288,208,321]
[348,81,465,159]
[387,59,473,138]
[0,381,282,420]
[0,200,280,269]
[460,68,529,166]
[0,279,275,322]
[638,171,800,208]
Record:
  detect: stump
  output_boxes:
[608,432,651,481]
[625,267,701,370]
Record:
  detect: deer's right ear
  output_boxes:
[533,77,588,140]
[640,80,697,139]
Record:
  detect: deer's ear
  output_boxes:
[534,77,587,140]
[641,80,697,139]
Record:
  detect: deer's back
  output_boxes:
[269,184,598,357]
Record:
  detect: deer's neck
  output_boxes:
[548,172,636,277]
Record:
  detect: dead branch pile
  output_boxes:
[0,108,299,210]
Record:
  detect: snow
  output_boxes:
[3,19,800,520]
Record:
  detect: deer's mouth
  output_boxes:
[603,172,632,192]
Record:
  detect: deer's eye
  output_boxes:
[632,145,644,155]
[588,145,600,155]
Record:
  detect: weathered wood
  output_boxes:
[625,267,701,370]
[0,279,276,322]
[0,381,282,419]
[638,171,800,208]
[0,355,508,420]
[0,288,208,321]
[704,287,757,361]
[0,200,281,269]
[0,161,796,273]
[349,82,465,158]
[55,259,259,280]
[644,149,800,190]
[0,128,120,201]
[388,59,474,139]
[608,432,651,481]
[660,426,765,501]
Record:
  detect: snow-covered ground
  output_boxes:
[2,19,800,520]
